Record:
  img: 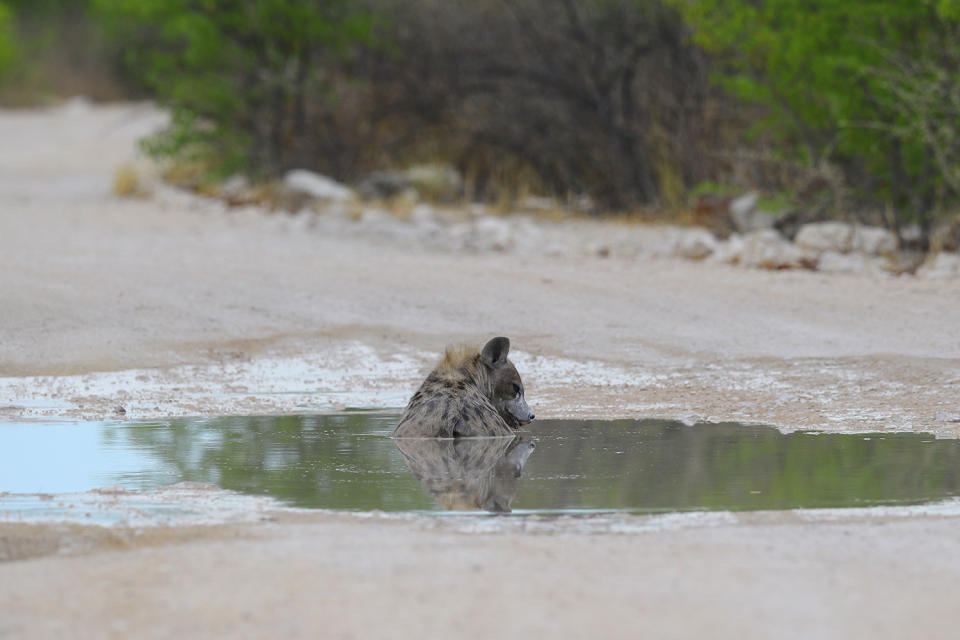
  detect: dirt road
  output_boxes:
[2,100,960,638]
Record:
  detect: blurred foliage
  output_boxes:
[94,0,372,180]
[675,0,960,238]
[4,0,960,238]
[0,3,16,81]
[0,0,124,104]
[85,0,729,208]
[356,0,725,210]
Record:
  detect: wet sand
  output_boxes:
[2,101,960,638]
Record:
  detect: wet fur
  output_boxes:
[394,343,520,438]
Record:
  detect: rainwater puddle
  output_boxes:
[2,414,959,518]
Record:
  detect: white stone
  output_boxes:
[283,169,354,201]
[851,225,898,256]
[740,229,810,270]
[729,192,759,218]
[794,222,854,254]
[409,204,436,225]
[710,233,746,264]
[900,224,924,243]
[671,228,718,260]
[816,251,872,274]
[471,216,513,251]
[737,209,779,233]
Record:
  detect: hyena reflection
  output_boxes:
[395,436,536,512]
[393,337,535,438]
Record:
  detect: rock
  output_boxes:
[728,192,778,234]
[851,225,898,256]
[409,204,436,225]
[218,174,264,206]
[916,252,960,279]
[816,251,873,275]
[794,222,897,257]
[773,209,820,240]
[794,222,854,254]
[694,191,778,235]
[470,216,513,251]
[935,411,960,423]
[671,228,717,260]
[735,209,780,234]
[282,169,354,202]
[740,229,812,270]
[729,191,759,219]
[900,224,925,244]
[709,233,746,264]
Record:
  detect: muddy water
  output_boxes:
[2,414,960,515]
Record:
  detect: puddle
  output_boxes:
[2,415,960,519]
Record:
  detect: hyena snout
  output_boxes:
[505,394,535,426]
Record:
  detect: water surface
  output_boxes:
[2,414,959,515]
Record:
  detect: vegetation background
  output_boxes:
[2,0,960,248]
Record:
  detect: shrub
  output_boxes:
[676,0,960,241]
[0,3,19,82]
[95,0,372,179]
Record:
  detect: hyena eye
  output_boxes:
[512,383,521,396]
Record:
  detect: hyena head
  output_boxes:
[480,337,535,428]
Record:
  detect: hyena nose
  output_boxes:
[528,412,535,421]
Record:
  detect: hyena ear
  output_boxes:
[481,336,510,368]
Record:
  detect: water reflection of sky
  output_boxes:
[0,421,176,493]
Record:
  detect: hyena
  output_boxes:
[394,436,536,512]
[393,336,535,438]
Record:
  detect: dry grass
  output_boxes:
[112,163,146,198]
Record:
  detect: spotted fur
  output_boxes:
[393,337,533,438]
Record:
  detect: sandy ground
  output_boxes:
[2,100,960,638]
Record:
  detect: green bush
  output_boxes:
[0,3,18,80]
[675,0,960,240]
[95,0,372,179]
